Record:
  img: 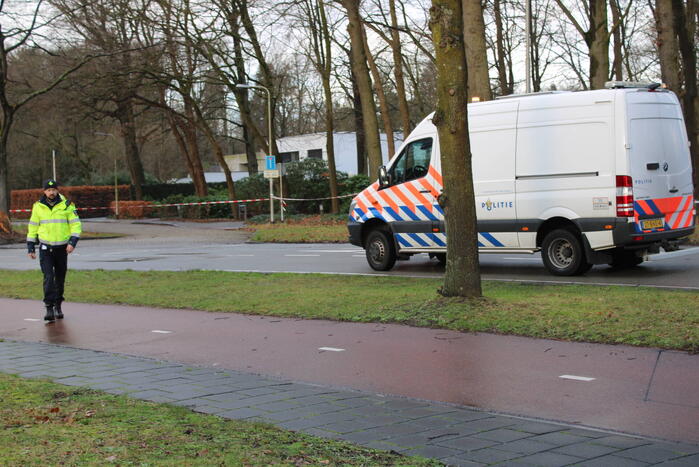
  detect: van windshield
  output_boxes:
[389,138,433,185]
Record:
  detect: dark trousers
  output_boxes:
[39,245,68,306]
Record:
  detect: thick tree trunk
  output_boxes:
[116,98,145,200]
[588,0,610,89]
[462,0,492,101]
[341,0,383,180]
[389,0,412,135]
[672,0,698,193]
[655,1,682,99]
[431,0,482,298]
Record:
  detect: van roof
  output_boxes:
[494,82,666,102]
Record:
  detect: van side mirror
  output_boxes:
[378,166,389,187]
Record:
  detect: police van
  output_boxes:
[347,83,696,276]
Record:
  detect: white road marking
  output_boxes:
[285,254,321,257]
[24,318,41,322]
[318,347,345,352]
[227,254,254,257]
[559,375,596,382]
[352,254,365,257]
[151,330,173,334]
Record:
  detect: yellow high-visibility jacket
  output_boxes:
[27,195,82,250]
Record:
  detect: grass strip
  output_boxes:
[0,373,437,466]
[247,224,348,243]
[1,269,697,352]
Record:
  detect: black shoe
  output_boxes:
[55,303,64,319]
[44,305,56,322]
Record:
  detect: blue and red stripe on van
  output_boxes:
[633,195,695,233]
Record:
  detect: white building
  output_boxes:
[224,131,402,177]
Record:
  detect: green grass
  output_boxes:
[249,224,348,243]
[2,269,698,352]
[245,216,348,243]
[0,373,438,466]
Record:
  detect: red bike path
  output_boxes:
[1,298,697,444]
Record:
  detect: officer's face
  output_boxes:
[44,188,59,200]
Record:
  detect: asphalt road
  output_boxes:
[1,219,698,289]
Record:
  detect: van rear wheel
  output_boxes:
[541,229,590,276]
[365,230,397,271]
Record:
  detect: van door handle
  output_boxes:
[419,189,431,193]
[669,187,678,193]
[647,162,659,170]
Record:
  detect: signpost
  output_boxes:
[263,156,278,222]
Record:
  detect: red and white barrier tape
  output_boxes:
[272,193,357,202]
[9,198,269,214]
[9,193,358,214]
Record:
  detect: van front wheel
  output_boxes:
[366,230,397,271]
[541,229,590,276]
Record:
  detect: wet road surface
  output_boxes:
[3,218,699,289]
[2,298,697,444]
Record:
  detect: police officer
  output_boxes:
[27,180,82,321]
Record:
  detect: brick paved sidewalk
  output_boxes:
[1,340,697,467]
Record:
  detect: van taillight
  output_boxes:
[616,175,634,217]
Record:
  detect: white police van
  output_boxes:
[348,83,696,276]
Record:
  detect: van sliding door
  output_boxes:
[471,101,519,249]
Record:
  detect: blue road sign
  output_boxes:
[265,155,276,171]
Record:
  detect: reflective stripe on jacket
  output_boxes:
[27,195,82,247]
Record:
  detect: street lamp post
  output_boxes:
[95,132,120,218]
[235,83,282,222]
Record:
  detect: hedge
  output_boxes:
[10,185,131,219]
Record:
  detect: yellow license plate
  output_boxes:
[641,218,664,229]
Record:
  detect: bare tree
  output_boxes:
[388,0,412,133]
[50,0,152,199]
[337,0,383,179]
[554,0,621,89]
[490,0,514,95]
[294,0,341,212]
[430,0,482,297]
[364,0,413,134]
[0,1,97,232]
[361,26,396,157]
